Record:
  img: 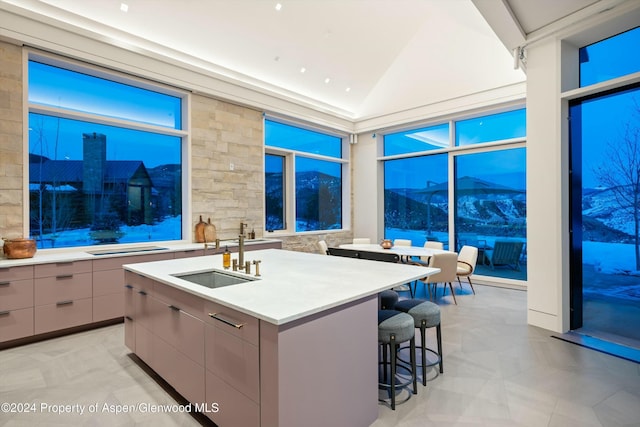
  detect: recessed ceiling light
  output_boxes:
[324,78,331,84]
[275,3,282,11]
[300,67,306,73]
[345,87,351,92]
[120,3,129,12]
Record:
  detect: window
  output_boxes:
[570,81,640,343]
[264,119,346,233]
[383,155,448,245]
[579,26,640,87]
[28,56,186,249]
[455,109,526,146]
[384,123,449,156]
[265,154,286,231]
[382,109,526,281]
[454,148,527,279]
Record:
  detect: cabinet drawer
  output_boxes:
[135,322,153,365]
[134,287,154,330]
[204,301,259,346]
[34,298,92,334]
[205,324,259,403]
[153,298,205,366]
[124,284,136,318]
[0,265,33,281]
[124,272,154,297]
[123,252,173,266]
[154,281,205,320]
[124,315,135,352]
[93,269,124,296]
[0,278,34,311]
[92,256,125,271]
[35,272,92,306]
[205,370,259,427]
[34,260,91,278]
[93,293,124,322]
[153,334,205,404]
[0,307,34,342]
[173,250,203,259]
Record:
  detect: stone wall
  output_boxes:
[0,42,23,237]
[191,95,265,241]
[190,94,352,252]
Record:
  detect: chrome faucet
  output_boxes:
[240,222,248,236]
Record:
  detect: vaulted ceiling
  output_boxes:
[1,0,619,121]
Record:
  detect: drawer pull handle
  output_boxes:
[209,313,244,329]
[0,310,10,316]
[0,281,10,286]
[124,284,134,289]
[125,315,133,321]
[56,274,73,280]
[138,290,148,296]
[56,300,74,306]
[56,262,73,266]
[168,305,181,312]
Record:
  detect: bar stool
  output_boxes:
[378,310,417,410]
[379,289,399,310]
[394,299,442,386]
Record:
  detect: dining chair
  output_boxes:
[394,239,412,247]
[419,252,459,304]
[317,239,329,255]
[352,237,371,244]
[456,245,478,294]
[424,241,444,250]
[419,241,444,264]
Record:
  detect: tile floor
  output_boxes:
[1,285,639,426]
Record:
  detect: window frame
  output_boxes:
[264,117,350,236]
[379,104,526,283]
[24,49,191,249]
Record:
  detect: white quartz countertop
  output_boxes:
[0,239,279,268]
[123,248,439,325]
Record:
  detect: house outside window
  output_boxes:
[264,119,347,233]
[27,54,187,249]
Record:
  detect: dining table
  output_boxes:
[338,243,450,260]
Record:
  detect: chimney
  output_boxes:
[82,132,106,194]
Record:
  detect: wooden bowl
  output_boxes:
[2,238,37,259]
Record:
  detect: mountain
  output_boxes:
[582,186,635,243]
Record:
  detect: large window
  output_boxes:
[454,148,527,279]
[28,56,186,249]
[570,24,640,347]
[579,26,640,87]
[382,109,526,281]
[384,154,448,244]
[264,119,346,233]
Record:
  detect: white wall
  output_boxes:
[525,38,570,332]
[524,2,640,333]
[352,132,381,243]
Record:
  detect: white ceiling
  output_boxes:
[1,0,612,121]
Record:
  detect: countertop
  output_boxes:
[0,239,279,268]
[123,248,439,325]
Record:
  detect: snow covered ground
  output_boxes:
[30,215,182,249]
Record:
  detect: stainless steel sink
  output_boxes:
[173,270,255,289]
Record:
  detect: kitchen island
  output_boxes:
[123,248,438,427]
